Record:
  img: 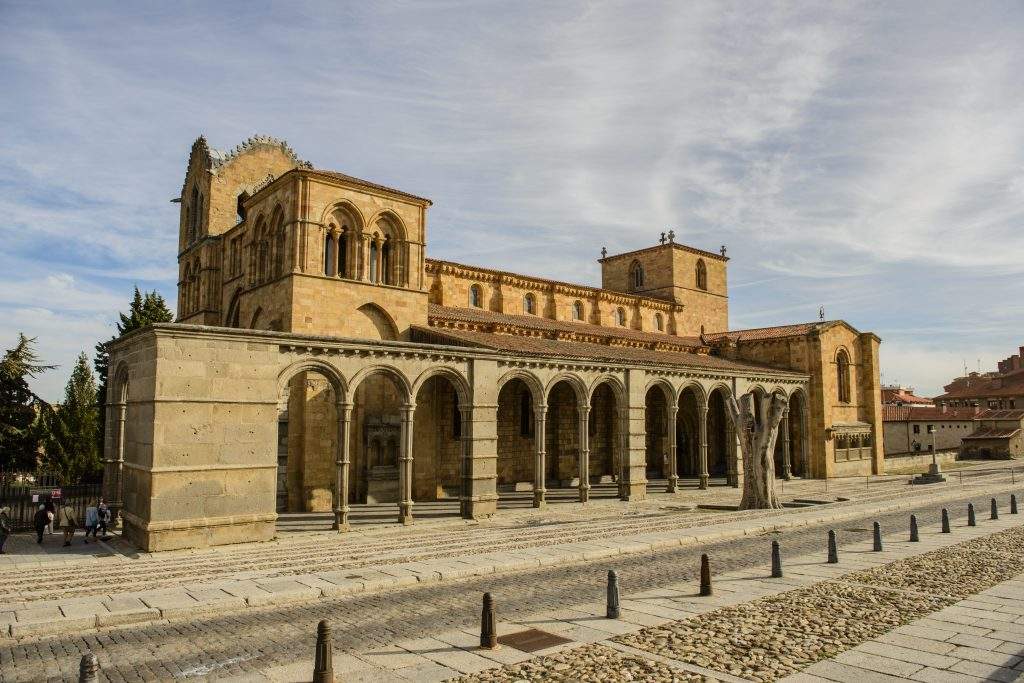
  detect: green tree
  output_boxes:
[93,288,174,452]
[0,334,54,471]
[43,352,100,483]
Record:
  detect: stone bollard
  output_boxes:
[771,540,783,578]
[968,502,976,527]
[313,620,333,683]
[699,554,713,596]
[872,522,883,552]
[941,508,951,533]
[910,514,919,542]
[480,593,497,649]
[991,498,998,520]
[1012,494,1018,515]
[827,530,838,564]
[78,653,98,683]
[607,570,621,619]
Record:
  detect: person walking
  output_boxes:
[33,503,48,544]
[0,506,11,554]
[60,505,78,547]
[84,503,99,542]
[97,499,111,540]
[45,500,56,535]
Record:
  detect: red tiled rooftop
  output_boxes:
[703,321,834,343]
[962,427,1022,440]
[881,405,978,422]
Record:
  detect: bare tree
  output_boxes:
[726,391,788,510]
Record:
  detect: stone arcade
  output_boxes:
[103,136,884,551]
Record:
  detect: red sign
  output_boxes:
[50,489,62,499]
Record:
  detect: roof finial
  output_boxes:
[659,231,666,244]
[600,246,607,259]
[720,245,727,257]
[667,230,675,243]
[819,306,825,321]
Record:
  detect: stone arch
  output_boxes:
[348,364,413,401]
[269,204,286,277]
[644,378,676,405]
[696,258,708,290]
[545,373,588,405]
[496,369,545,406]
[412,369,467,507]
[250,306,263,330]
[787,387,811,478]
[411,366,471,408]
[223,288,242,328]
[588,378,622,487]
[835,347,852,404]
[320,200,366,231]
[354,303,400,341]
[276,360,348,403]
[705,383,732,479]
[367,209,408,242]
[544,376,584,489]
[676,382,705,479]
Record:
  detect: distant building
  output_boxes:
[880,384,933,408]
[961,409,1024,460]
[935,346,1024,411]
[881,405,978,457]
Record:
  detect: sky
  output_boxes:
[1,1,1023,401]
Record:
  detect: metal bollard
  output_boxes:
[606,570,621,619]
[1011,494,1018,515]
[699,553,713,596]
[872,522,883,552]
[991,498,999,520]
[78,653,98,683]
[968,502,976,527]
[941,508,951,533]
[771,540,783,578]
[480,593,497,649]
[910,514,919,542]
[827,530,838,564]
[313,620,333,683]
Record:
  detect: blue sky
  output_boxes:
[2,1,1023,401]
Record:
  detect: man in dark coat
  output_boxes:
[34,504,49,544]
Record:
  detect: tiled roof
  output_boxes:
[427,304,703,350]
[935,369,1024,400]
[962,427,1022,440]
[703,321,835,343]
[881,388,933,405]
[976,409,1024,421]
[881,406,978,422]
[309,169,432,204]
[412,325,799,375]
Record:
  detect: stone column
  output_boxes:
[781,409,792,481]
[333,402,352,531]
[360,234,370,281]
[534,404,547,507]
[375,237,384,284]
[398,403,415,524]
[458,404,471,518]
[698,401,709,490]
[578,404,591,503]
[666,404,678,493]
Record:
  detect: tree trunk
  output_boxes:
[726,392,788,510]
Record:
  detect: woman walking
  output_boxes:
[0,505,11,554]
[60,505,78,547]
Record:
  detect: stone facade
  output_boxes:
[102,135,884,552]
[960,409,1024,459]
[881,405,978,457]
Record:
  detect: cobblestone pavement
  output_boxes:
[0,486,1020,682]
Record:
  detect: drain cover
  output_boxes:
[497,628,573,652]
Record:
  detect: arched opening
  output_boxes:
[706,387,730,478]
[323,232,335,276]
[524,293,536,315]
[369,242,379,283]
[589,382,619,496]
[354,303,399,341]
[644,386,668,479]
[337,232,348,278]
[677,386,702,481]
[630,260,644,291]
[469,284,482,308]
[572,301,584,321]
[615,308,626,326]
[654,313,664,332]
[788,391,808,478]
[411,374,465,519]
[223,290,241,328]
[696,259,708,291]
[350,370,406,521]
[276,369,339,518]
[496,378,537,505]
[545,380,581,494]
[837,349,851,403]
[373,213,406,286]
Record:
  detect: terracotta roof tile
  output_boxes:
[412,324,800,375]
[963,427,1021,440]
[935,370,1024,400]
[881,405,979,422]
[309,169,432,204]
[975,409,1024,420]
[881,388,933,405]
[703,321,834,343]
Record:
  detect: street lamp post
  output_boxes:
[913,423,946,484]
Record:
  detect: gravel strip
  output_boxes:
[612,581,951,682]
[452,643,710,682]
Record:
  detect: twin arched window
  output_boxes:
[523,293,537,315]
[572,300,584,321]
[470,284,483,308]
[630,260,644,291]
[696,259,707,291]
[836,349,851,404]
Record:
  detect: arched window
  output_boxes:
[469,284,482,308]
[696,259,707,290]
[572,301,584,321]
[836,349,851,404]
[630,260,644,291]
[615,307,626,326]
[337,232,347,278]
[654,312,664,332]
[236,191,249,223]
[369,242,379,283]
[524,293,536,315]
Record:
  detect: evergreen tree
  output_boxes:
[0,334,53,471]
[93,288,174,452]
[43,352,100,483]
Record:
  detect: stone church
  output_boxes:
[103,135,883,551]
